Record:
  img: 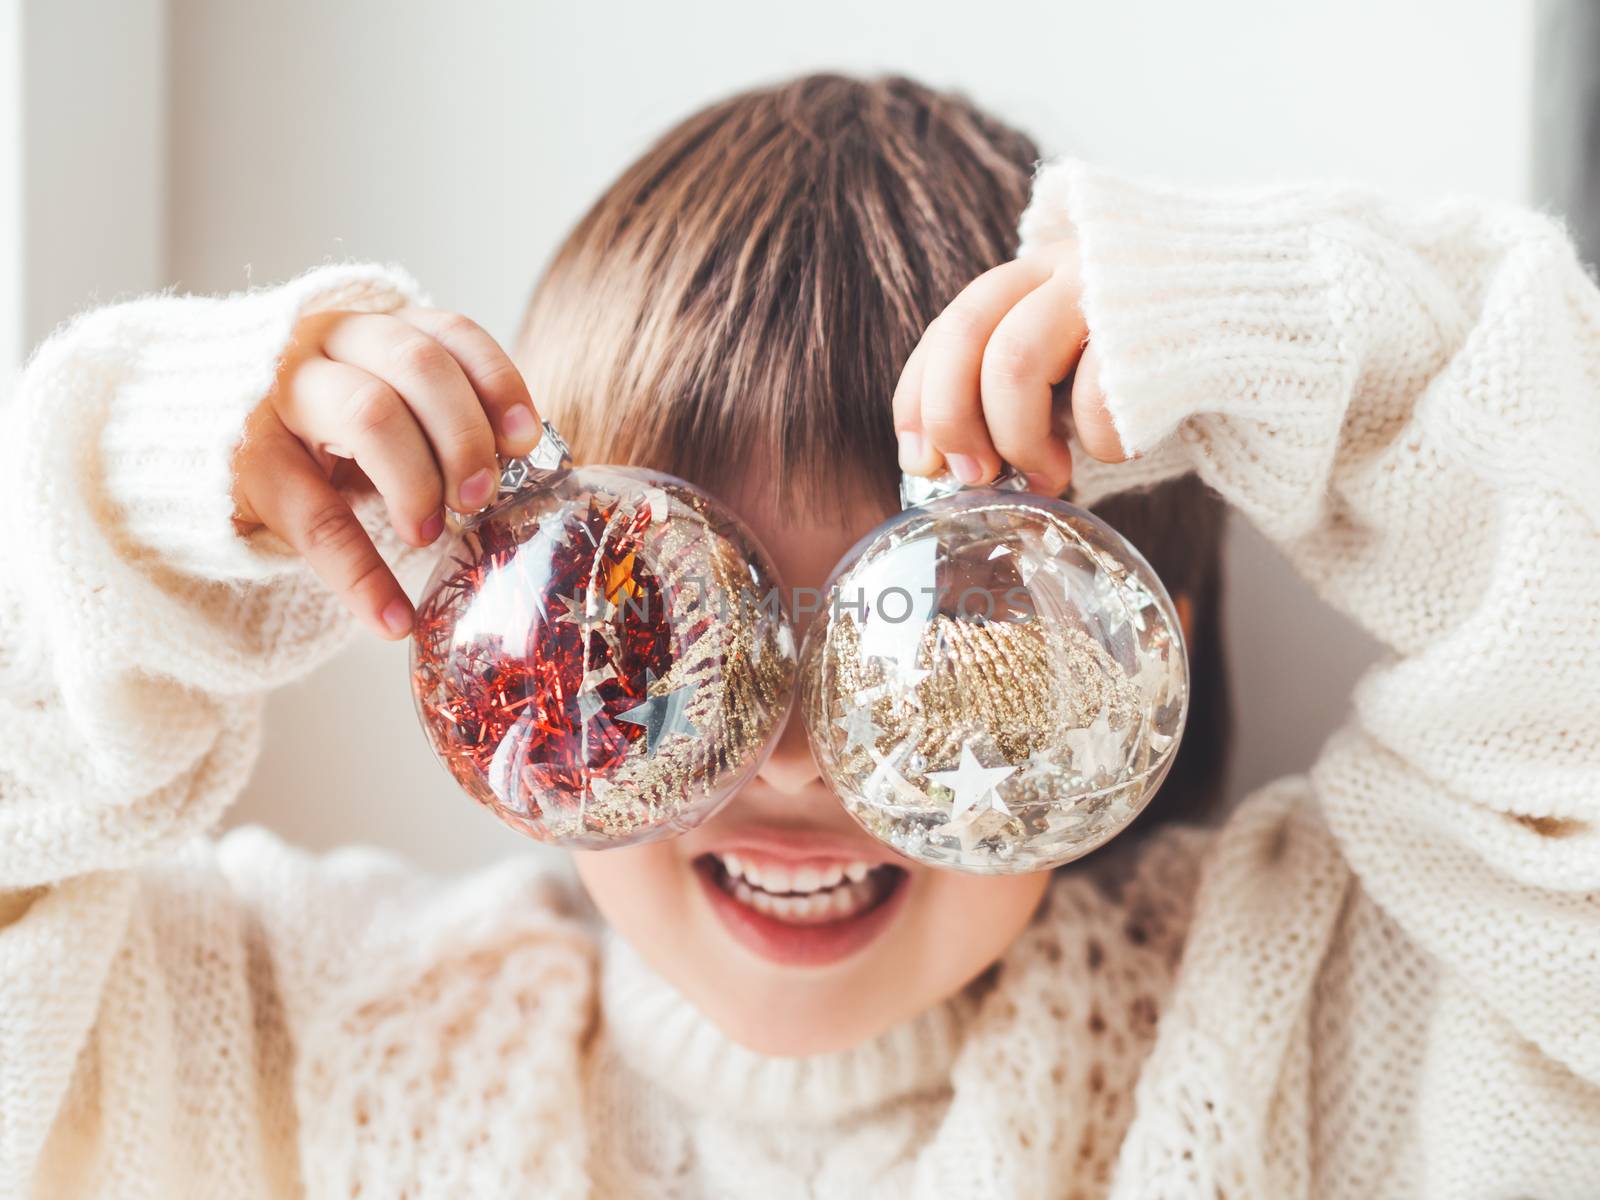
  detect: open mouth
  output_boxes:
[701,852,904,923]
[692,851,909,966]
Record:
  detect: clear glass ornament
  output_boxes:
[799,468,1188,873]
[411,425,795,848]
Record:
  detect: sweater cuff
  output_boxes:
[1018,158,1342,458]
[96,261,427,582]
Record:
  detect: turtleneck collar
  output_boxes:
[596,927,979,1126]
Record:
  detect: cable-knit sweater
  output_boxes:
[2,159,1598,1199]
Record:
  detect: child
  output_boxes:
[3,72,1597,1198]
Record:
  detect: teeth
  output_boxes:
[772,893,818,920]
[715,853,875,896]
[793,864,846,892]
[712,853,892,923]
[754,862,791,893]
[720,867,889,926]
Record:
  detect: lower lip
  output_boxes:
[692,858,909,968]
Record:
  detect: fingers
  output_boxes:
[979,271,1087,493]
[243,430,414,640]
[394,306,542,457]
[1069,341,1126,462]
[320,313,499,512]
[895,243,1130,492]
[913,259,1049,485]
[891,336,940,474]
[275,356,445,546]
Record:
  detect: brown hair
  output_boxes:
[519,73,1232,825]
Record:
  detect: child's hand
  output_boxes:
[892,240,1128,496]
[232,306,542,639]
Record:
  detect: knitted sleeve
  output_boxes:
[0,263,431,890]
[0,261,603,1200]
[1020,160,1600,1106]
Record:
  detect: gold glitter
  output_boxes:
[798,496,1189,873]
[581,482,793,839]
[419,474,795,847]
[810,609,1138,780]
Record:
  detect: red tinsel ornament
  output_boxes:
[410,426,794,848]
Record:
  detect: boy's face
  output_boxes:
[572,477,1052,1056]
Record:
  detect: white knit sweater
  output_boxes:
[3,159,1598,1199]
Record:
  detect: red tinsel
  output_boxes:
[411,495,672,824]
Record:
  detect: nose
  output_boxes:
[756,703,825,795]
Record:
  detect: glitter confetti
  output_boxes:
[411,462,794,849]
[799,488,1189,874]
[833,704,884,755]
[927,742,1017,822]
[1062,707,1128,783]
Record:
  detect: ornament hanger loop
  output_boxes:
[898,461,1029,511]
[497,419,574,497]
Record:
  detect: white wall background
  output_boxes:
[10,0,1535,872]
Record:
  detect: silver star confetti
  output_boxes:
[927,742,1017,823]
[1022,747,1057,780]
[863,748,929,806]
[1063,708,1127,783]
[936,805,1003,855]
[833,704,883,754]
[1130,652,1171,705]
[616,671,701,756]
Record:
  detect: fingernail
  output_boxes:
[502,404,538,444]
[896,430,926,472]
[947,453,983,485]
[381,598,413,636]
[461,467,496,509]
[420,510,444,543]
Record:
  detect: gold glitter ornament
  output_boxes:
[411,423,795,849]
[799,469,1188,873]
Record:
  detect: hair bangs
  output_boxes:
[517,74,1036,519]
